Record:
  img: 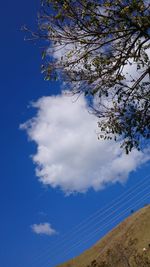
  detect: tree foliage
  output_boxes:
[31,0,150,152]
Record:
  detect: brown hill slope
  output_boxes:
[57,205,150,267]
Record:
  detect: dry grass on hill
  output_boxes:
[57,205,150,267]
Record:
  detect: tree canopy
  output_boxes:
[31,0,150,153]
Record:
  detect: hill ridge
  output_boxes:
[57,204,150,267]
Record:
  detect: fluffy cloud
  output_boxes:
[31,223,57,236]
[21,93,150,194]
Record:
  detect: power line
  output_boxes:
[49,188,150,264]
[33,174,150,265]
[31,174,150,267]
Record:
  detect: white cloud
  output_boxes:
[21,93,150,194]
[31,223,57,236]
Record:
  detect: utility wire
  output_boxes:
[31,174,150,267]
[48,188,150,265]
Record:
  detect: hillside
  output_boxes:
[57,205,150,267]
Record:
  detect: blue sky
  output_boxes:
[0,1,150,267]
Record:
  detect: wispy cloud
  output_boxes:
[31,222,57,236]
[21,93,150,194]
